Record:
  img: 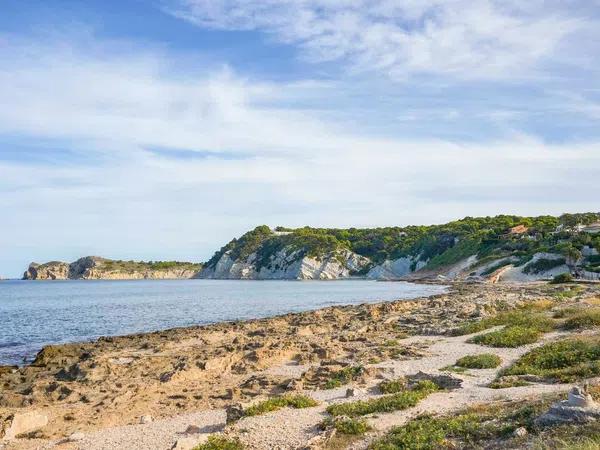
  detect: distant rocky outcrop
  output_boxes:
[23,257,201,280]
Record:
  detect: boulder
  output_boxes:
[535,386,600,427]
[1,411,48,440]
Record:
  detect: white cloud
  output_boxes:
[167,0,587,79]
[1,32,599,277]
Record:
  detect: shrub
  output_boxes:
[499,338,600,383]
[369,398,558,450]
[452,310,555,336]
[324,366,364,389]
[327,381,438,417]
[469,326,541,348]
[563,308,600,330]
[321,417,372,435]
[379,378,407,394]
[244,395,318,417]
[523,258,566,274]
[455,354,502,369]
[193,436,244,450]
[551,273,573,284]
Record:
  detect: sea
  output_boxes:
[0,279,446,366]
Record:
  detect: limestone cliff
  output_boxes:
[23,257,201,280]
[198,247,370,280]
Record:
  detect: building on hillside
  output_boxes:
[508,225,529,235]
[583,222,600,234]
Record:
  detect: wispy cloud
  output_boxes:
[1,30,600,276]
[167,0,589,80]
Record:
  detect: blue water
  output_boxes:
[0,279,446,366]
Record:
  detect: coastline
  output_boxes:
[1,281,599,449]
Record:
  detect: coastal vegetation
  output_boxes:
[326,380,438,417]
[454,354,502,369]
[324,366,364,389]
[243,395,318,417]
[369,396,600,450]
[193,436,244,450]
[204,212,600,277]
[497,338,600,383]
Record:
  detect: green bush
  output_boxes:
[327,381,438,417]
[563,308,600,330]
[324,366,364,389]
[523,258,566,274]
[193,436,244,450]
[321,417,372,435]
[455,354,502,369]
[379,378,408,394]
[244,395,318,417]
[453,310,555,336]
[499,338,600,383]
[551,273,573,284]
[469,326,541,348]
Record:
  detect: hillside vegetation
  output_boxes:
[205,213,600,274]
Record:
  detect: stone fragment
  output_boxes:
[225,403,245,424]
[513,427,528,438]
[68,432,85,441]
[139,415,153,424]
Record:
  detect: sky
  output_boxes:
[1,0,600,277]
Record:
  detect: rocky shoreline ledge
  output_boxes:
[2,282,600,449]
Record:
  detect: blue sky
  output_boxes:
[1,0,600,277]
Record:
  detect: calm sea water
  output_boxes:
[0,279,446,366]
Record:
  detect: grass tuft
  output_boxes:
[243,395,318,417]
[327,381,438,417]
[321,416,372,435]
[469,326,541,348]
[193,436,244,450]
[498,338,600,383]
[563,308,600,330]
[324,366,364,389]
[455,354,502,369]
[452,310,555,336]
[378,378,407,394]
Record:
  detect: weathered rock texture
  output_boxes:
[23,257,201,280]
[198,248,370,280]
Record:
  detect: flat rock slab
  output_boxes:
[1,411,48,440]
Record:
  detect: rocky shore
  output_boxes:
[1,282,600,449]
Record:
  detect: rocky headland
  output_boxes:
[2,281,600,449]
[23,257,202,280]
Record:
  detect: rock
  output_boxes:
[345,387,365,398]
[285,379,303,391]
[225,403,245,424]
[568,386,596,408]
[172,434,209,450]
[139,415,153,424]
[68,432,85,441]
[513,427,528,438]
[535,386,600,427]
[184,425,202,434]
[1,411,48,440]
